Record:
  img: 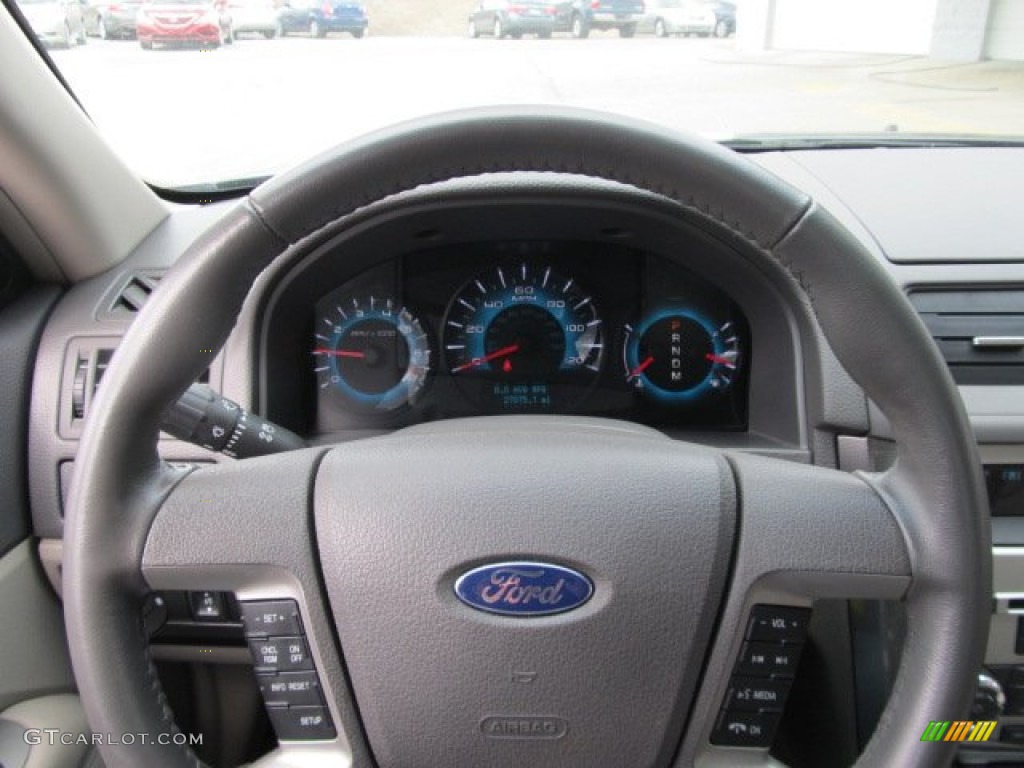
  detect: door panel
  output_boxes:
[0,285,73,708]
[0,541,75,711]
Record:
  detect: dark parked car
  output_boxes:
[553,0,644,38]
[277,0,367,38]
[468,0,555,39]
[87,0,143,38]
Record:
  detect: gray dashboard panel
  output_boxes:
[775,148,1024,263]
[33,146,1024,541]
[27,202,236,539]
[757,149,1024,450]
[21,133,1024,766]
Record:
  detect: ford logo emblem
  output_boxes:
[454,561,593,617]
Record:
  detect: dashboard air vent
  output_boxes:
[70,348,113,423]
[109,272,163,316]
[68,346,209,428]
[909,290,1024,385]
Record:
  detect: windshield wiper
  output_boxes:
[722,133,1024,152]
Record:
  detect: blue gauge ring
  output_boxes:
[625,309,727,402]
[325,309,430,410]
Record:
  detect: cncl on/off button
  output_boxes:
[249,637,313,672]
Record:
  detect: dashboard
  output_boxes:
[257,187,803,445]
[16,144,1024,765]
[305,242,749,431]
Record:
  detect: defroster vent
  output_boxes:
[106,271,163,317]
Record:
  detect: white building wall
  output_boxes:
[984,0,1024,59]
[768,0,937,54]
[931,0,992,58]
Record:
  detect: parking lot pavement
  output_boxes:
[49,36,1024,189]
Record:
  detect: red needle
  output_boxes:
[705,353,733,365]
[313,348,366,359]
[452,344,520,374]
[629,356,655,378]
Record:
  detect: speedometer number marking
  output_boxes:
[443,263,604,411]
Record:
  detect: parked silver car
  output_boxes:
[228,0,279,38]
[638,0,715,37]
[17,0,88,46]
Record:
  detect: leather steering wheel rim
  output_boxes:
[64,106,990,768]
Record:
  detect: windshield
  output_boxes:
[29,0,1024,190]
[142,0,216,6]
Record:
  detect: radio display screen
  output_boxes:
[985,465,1024,517]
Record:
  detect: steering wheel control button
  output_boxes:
[710,605,810,749]
[258,671,324,708]
[710,711,780,748]
[724,676,792,712]
[267,705,337,741]
[746,604,811,644]
[249,636,314,672]
[189,590,226,621]
[142,593,169,636]
[736,642,801,679]
[240,600,303,638]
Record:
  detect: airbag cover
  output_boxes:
[314,419,736,768]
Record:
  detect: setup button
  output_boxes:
[267,705,336,741]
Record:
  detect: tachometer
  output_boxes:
[623,310,741,402]
[444,263,604,411]
[313,296,431,413]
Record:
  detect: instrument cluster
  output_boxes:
[310,241,750,432]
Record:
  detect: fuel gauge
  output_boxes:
[623,310,741,403]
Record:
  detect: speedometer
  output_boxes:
[443,263,604,411]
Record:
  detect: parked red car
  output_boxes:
[136,0,233,48]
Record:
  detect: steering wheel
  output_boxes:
[64,107,989,768]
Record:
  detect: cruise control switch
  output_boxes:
[161,384,304,459]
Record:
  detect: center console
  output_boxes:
[962,449,1024,762]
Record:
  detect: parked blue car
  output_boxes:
[277,0,367,38]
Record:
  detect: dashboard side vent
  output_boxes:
[108,272,163,316]
[70,347,114,423]
[65,342,209,434]
[909,290,1024,385]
